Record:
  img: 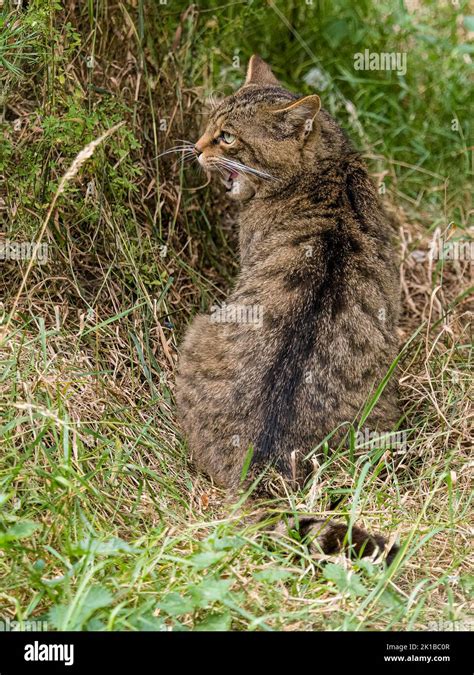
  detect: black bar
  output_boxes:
[0,631,469,673]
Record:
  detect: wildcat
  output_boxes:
[176,56,400,563]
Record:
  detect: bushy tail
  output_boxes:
[272,516,399,565]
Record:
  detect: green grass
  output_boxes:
[0,0,472,631]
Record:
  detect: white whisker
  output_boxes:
[154,146,196,160]
[174,139,195,146]
[212,157,277,181]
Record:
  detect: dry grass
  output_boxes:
[0,0,472,631]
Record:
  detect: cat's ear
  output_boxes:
[271,95,321,138]
[244,55,280,86]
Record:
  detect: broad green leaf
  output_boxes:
[194,612,231,631]
[49,585,114,630]
[132,614,166,631]
[323,563,368,598]
[156,592,195,617]
[210,536,245,552]
[73,536,138,556]
[48,604,69,631]
[0,521,40,546]
[188,578,232,608]
[253,568,292,582]
[80,586,113,615]
[189,551,226,570]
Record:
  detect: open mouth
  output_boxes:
[220,169,239,191]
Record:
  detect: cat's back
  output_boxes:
[176,117,400,487]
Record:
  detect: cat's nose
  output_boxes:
[194,144,205,164]
[194,141,204,154]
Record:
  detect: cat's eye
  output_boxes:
[221,131,236,144]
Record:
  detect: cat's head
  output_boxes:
[194,55,321,201]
